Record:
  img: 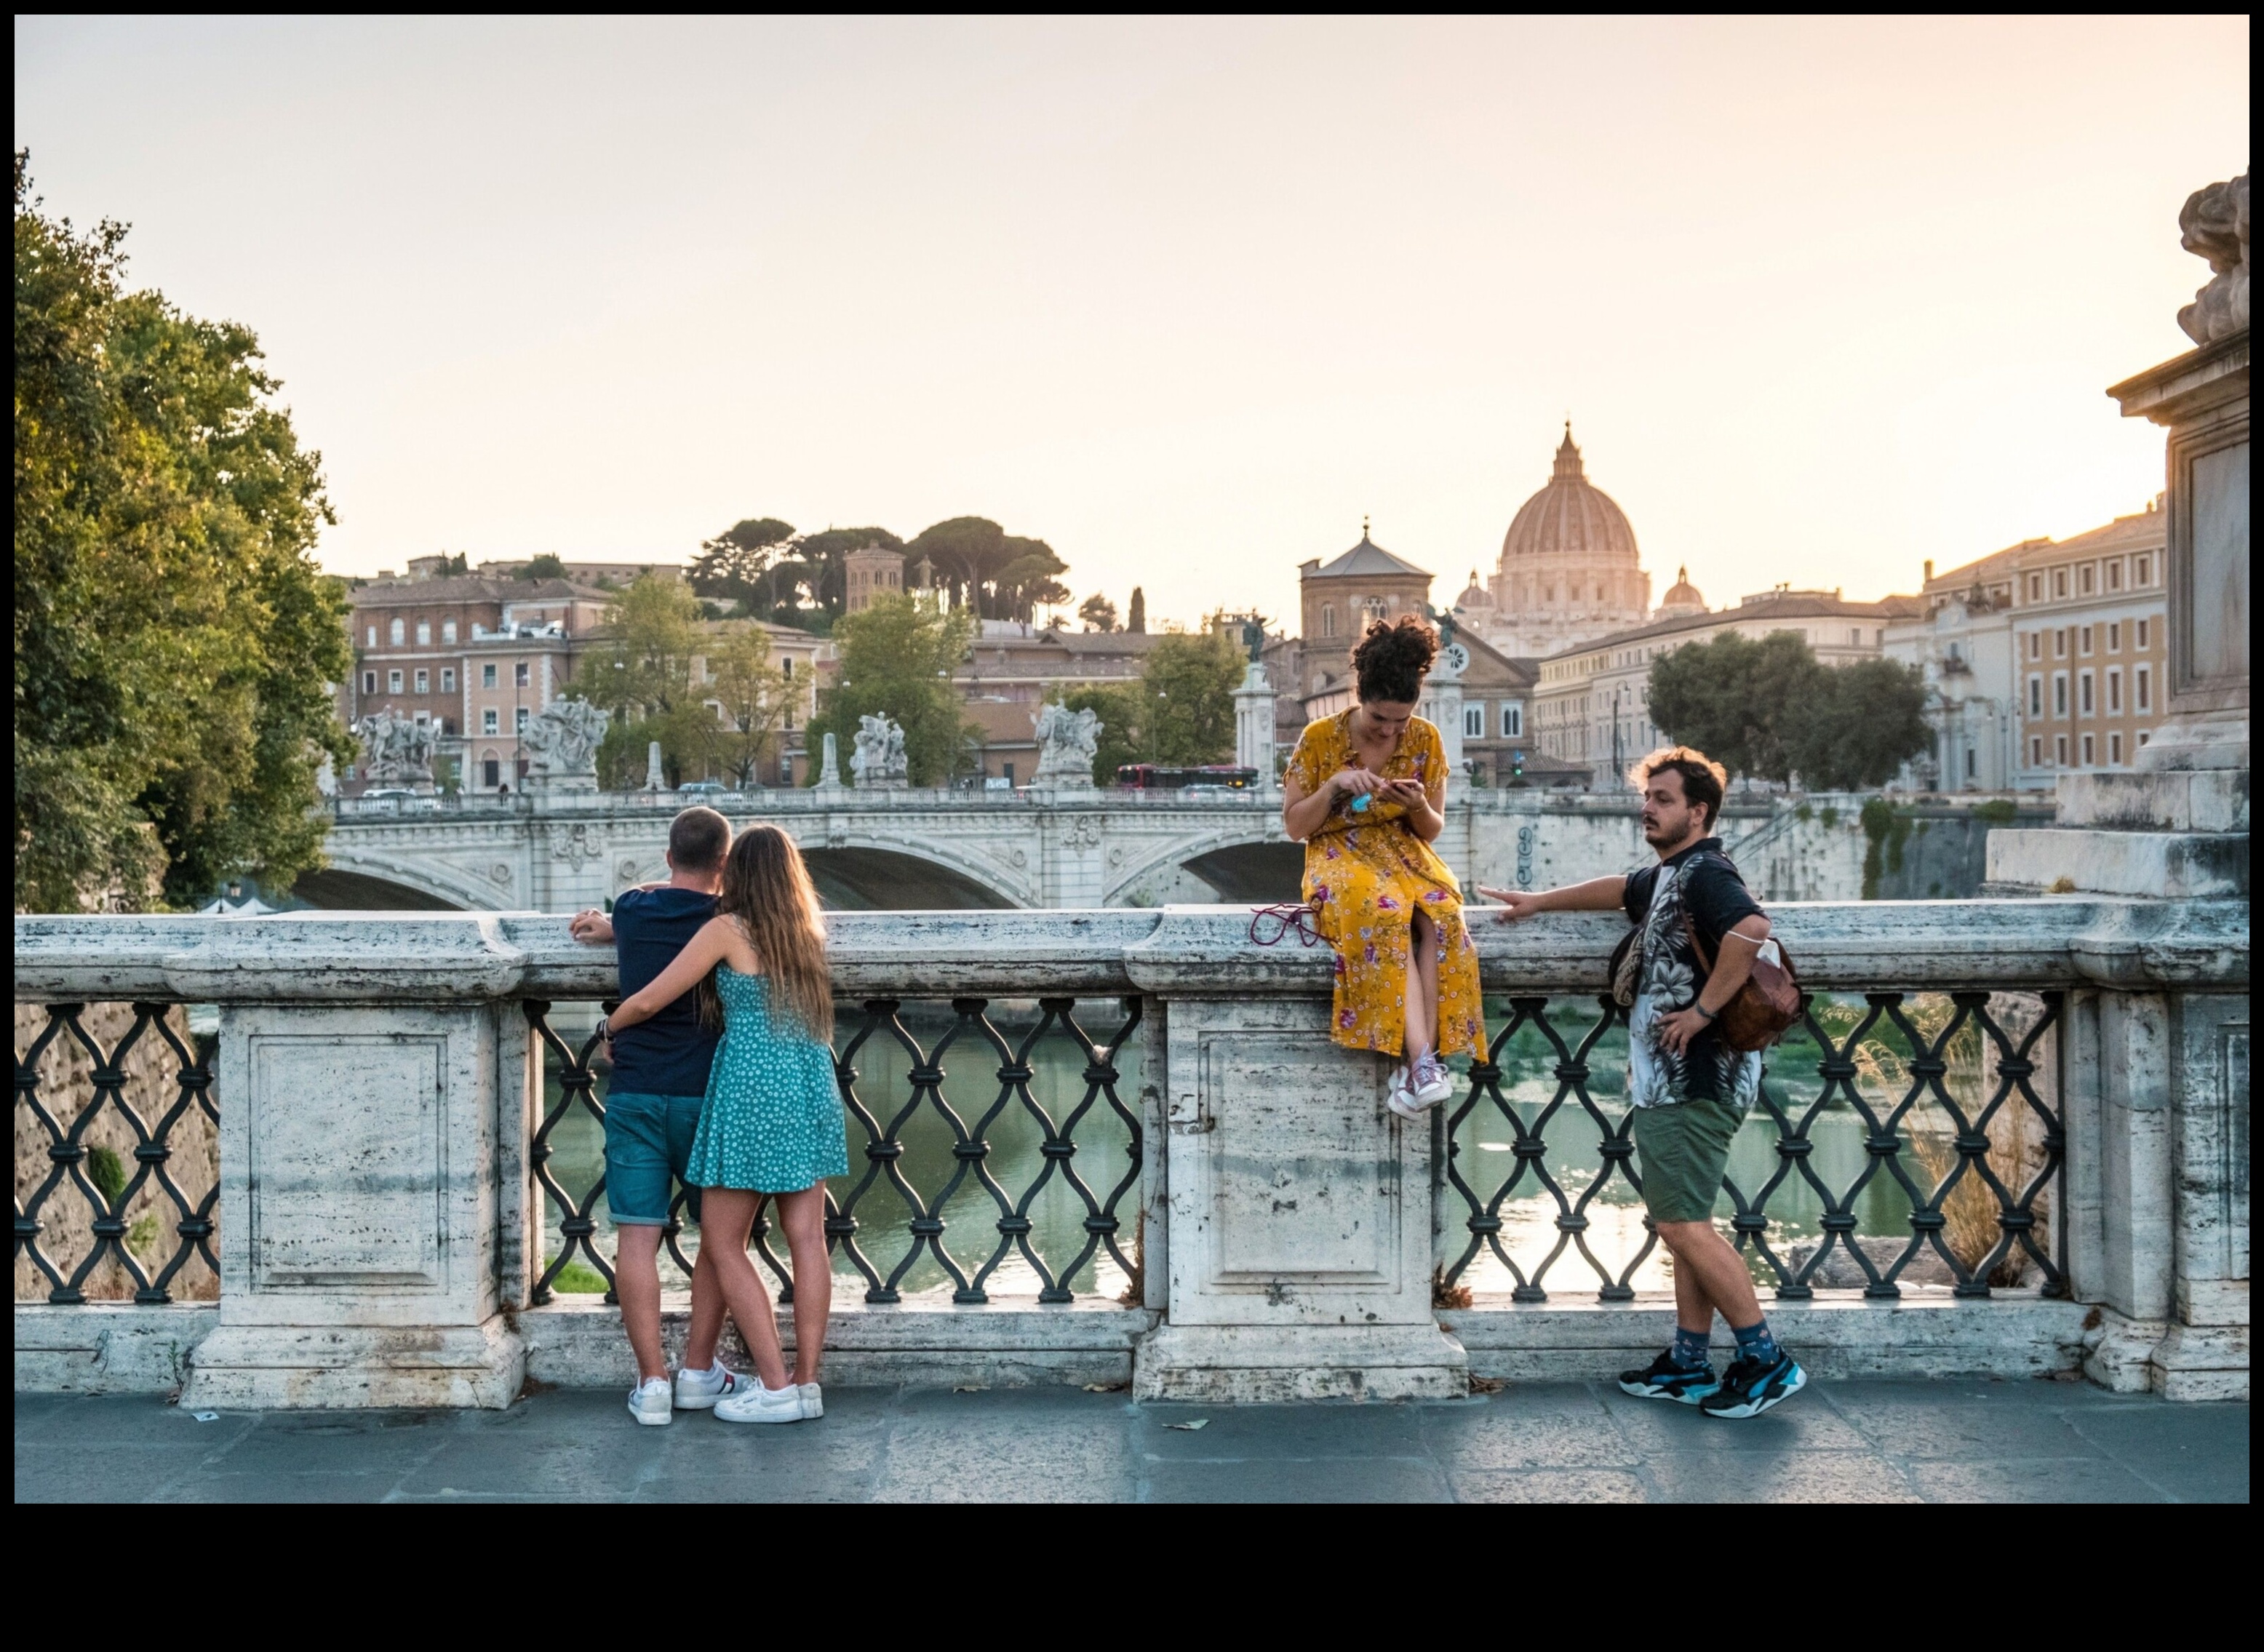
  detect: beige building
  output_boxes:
[1455,426,1652,658]
[2007,506,2169,786]
[844,546,908,612]
[954,624,1168,784]
[1531,582,1916,778]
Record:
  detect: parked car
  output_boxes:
[674,781,730,796]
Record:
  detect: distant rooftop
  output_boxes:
[1306,527,1432,582]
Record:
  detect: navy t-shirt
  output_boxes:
[608,885,720,1097]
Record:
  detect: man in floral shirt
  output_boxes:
[1482,746,1805,1420]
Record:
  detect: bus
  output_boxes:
[1113,764,1261,790]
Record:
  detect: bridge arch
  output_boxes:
[300,847,503,912]
[789,830,1030,911]
[1106,826,1302,906]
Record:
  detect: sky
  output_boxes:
[15,16,2251,629]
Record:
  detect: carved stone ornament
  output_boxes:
[850,713,908,785]
[549,823,603,870]
[522,698,610,778]
[2178,171,2250,346]
[1064,814,1104,849]
[356,709,440,783]
[490,863,513,885]
[1031,701,1102,786]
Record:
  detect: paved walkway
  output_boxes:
[15,1379,2247,1502]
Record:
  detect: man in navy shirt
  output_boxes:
[570,806,744,1425]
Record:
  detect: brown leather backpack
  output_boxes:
[1681,903,1802,1052]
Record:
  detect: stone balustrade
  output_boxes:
[14,898,2248,1405]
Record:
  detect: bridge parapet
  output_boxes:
[15,901,2247,1402]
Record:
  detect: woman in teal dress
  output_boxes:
[605,825,846,1424]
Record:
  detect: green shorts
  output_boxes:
[1630,1096,1743,1224]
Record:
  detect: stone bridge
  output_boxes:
[309,786,2011,912]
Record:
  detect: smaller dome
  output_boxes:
[1456,567,1494,609]
[1655,564,1705,618]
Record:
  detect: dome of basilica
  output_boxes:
[1500,424,1641,567]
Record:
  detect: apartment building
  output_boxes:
[1882,543,2030,790]
[1532,585,1916,777]
[2008,506,2168,786]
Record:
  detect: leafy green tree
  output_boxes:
[698,623,792,789]
[904,516,1069,622]
[589,575,716,787]
[1646,629,1826,784]
[1141,630,1244,763]
[689,517,794,610]
[1127,586,1147,634]
[1787,658,1931,790]
[15,153,351,911]
[521,552,568,580]
[805,595,978,786]
[1078,594,1118,632]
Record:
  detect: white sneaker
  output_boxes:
[673,1360,743,1411]
[1409,1056,1454,1106]
[1386,1064,1423,1120]
[798,1381,823,1420]
[714,1381,805,1424]
[627,1376,672,1426]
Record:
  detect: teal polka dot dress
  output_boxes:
[685,966,848,1194]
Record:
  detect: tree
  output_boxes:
[15,153,353,911]
[1064,682,1145,781]
[688,517,794,611]
[792,526,903,624]
[589,574,715,787]
[698,623,792,789]
[1787,658,1931,790]
[1141,630,1244,764]
[805,595,978,786]
[1078,593,1118,632]
[904,516,1070,622]
[522,552,568,580]
[1646,630,1826,784]
[1126,586,1147,634]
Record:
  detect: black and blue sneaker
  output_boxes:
[1617,1352,1721,1405]
[1699,1352,1806,1419]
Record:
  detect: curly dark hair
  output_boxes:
[1350,614,1439,704]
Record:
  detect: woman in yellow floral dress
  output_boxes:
[1280,615,1486,1118]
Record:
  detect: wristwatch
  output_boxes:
[1693,1002,1718,1023]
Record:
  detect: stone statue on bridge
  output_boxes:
[522,697,610,789]
[2177,171,2249,345]
[1030,701,1102,789]
[356,709,439,786]
[851,713,908,789]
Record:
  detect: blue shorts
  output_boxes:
[604,1091,706,1226]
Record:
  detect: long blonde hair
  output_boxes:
[698,824,832,1041]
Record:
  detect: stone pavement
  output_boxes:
[15,1378,2247,1503]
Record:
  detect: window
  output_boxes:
[2030,736,2044,766]
[2027,631,2042,661]
[2053,674,2068,716]
[515,706,530,733]
[2108,622,2121,653]
[483,757,501,788]
[1320,604,1337,638]
[2078,565,2094,595]
[2079,626,2093,655]
[362,671,376,695]
[1965,749,1977,779]
[389,618,405,645]
[1849,628,1862,645]
[514,662,530,688]
[782,658,794,679]
[1504,704,1523,738]
[2055,735,2068,766]
[442,619,458,644]
[2136,618,2150,650]
[2107,668,2122,712]
[2081,734,2095,765]
[2136,666,2151,711]
[2027,677,2042,717]
[2054,570,2068,598]
[1464,704,1486,739]
[415,621,431,646]
[2108,561,2122,591]
[2139,730,2151,747]
[388,669,403,693]
[366,625,378,648]
[482,664,497,689]
[482,709,499,735]
[2053,629,2067,658]
[2136,554,2151,585]
[2027,574,2043,602]
[2079,671,2093,714]
[414,669,429,693]
[2110,732,2124,765]
[440,668,455,693]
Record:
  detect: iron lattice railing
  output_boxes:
[1438,989,2065,1301]
[526,995,1144,1307]
[14,1003,220,1304]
